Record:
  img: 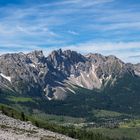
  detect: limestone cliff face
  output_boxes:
[0,49,138,100]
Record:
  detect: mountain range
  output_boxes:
[0,49,139,101]
[1,49,140,140]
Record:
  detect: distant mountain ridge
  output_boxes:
[0,49,139,100]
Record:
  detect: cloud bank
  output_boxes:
[0,0,140,63]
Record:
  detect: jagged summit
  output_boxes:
[0,49,139,100]
[27,50,45,64]
[47,49,86,63]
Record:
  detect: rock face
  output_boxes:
[0,49,139,100]
[134,63,140,76]
[0,111,75,140]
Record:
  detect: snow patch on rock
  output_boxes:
[0,73,11,82]
[67,87,76,94]
[29,63,36,68]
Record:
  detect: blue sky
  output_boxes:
[0,0,140,63]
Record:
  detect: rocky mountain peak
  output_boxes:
[132,63,140,76]
[86,53,106,64]
[0,49,139,100]
[49,49,63,57]
[27,50,45,63]
[47,49,86,70]
[63,49,86,63]
[48,49,86,62]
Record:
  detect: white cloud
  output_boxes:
[58,41,140,63]
[68,30,79,35]
[0,41,140,64]
[0,0,140,64]
[89,22,140,31]
[43,0,114,7]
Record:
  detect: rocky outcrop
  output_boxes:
[134,63,140,76]
[0,111,75,140]
[0,49,138,100]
